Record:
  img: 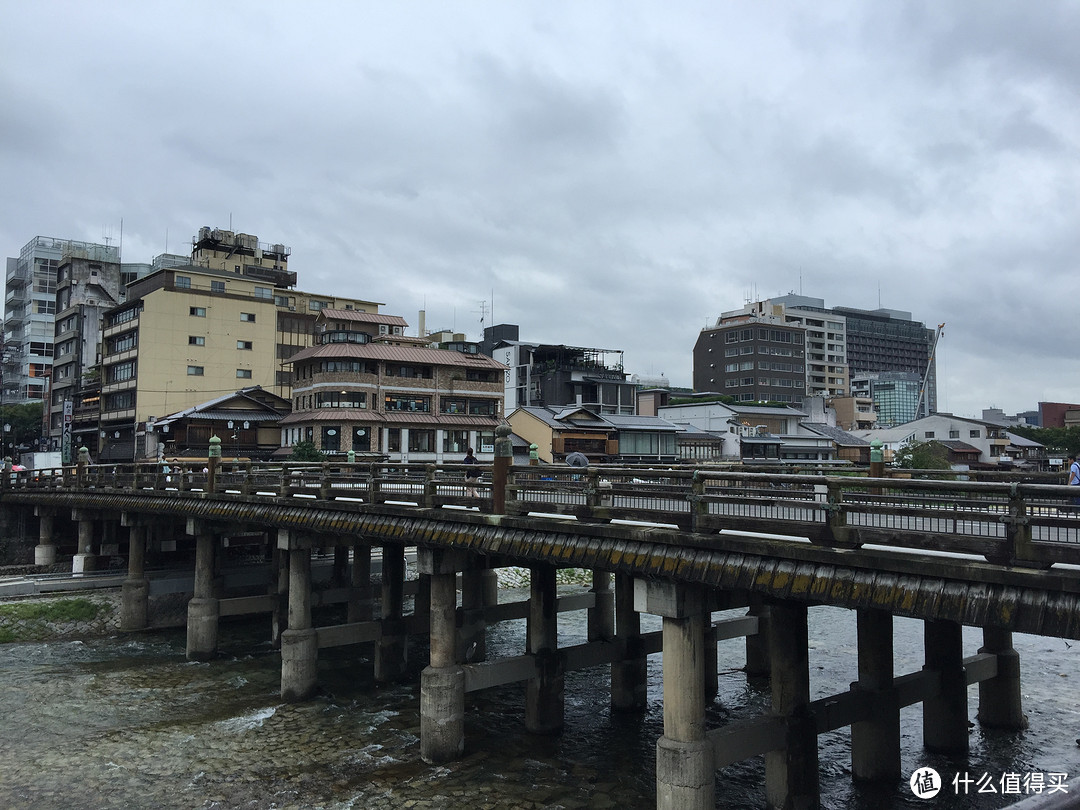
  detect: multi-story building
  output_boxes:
[484,324,636,415]
[93,263,383,461]
[280,310,506,461]
[692,318,807,403]
[850,371,923,428]
[3,237,119,404]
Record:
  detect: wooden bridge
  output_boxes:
[2,437,1079,809]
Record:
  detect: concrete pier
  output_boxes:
[186,525,219,660]
[281,545,318,701]
[851,608,900,782]
[923,619,968,754]
[376,543,407,682]
[460,567,487,663]
[978,627,1026,730]
[34,509,56,566]
[765,601,818,810]
[611,572,647,711]
[746,597,772,683]
[120,520,149,632]
[347,543,373,623]
[420,548,465,763]
[71,510,96,574]
[525,563,564,734]
[588,570,614,643]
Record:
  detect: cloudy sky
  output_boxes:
[3,2,1078,418]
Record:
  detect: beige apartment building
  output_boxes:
[96,264,382,461]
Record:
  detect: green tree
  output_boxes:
[1010,425,1080,456]
[290,441,325,462]
[892,439,950,470]
[0,403,43,455]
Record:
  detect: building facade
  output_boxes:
[692,319,807,402]
[281,316,505,461]
[850,371,924,428]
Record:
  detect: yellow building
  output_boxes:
[96,264,382,461]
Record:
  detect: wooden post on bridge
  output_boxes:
[376,543,408,682]
[923,619,969,754]
[977,627,1026,730]
[420,547,465,763]
[186,520,219,660]
[281,538,318,701]
[851,608,900,782]
[492,424,512,515]
[611,572,647,711]
[765,600,819,810]
[526,562,564,734]
[120,518,149,631]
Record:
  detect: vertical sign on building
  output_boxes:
[62,400,73,464]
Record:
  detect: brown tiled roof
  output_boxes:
[320,309,409,326]
[278,408,383,425]
[279,410,501,427]
[287,342,506,368]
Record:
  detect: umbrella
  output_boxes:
[565,452,589,468]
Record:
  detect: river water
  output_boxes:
[1,587,1078,809]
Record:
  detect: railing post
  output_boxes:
[492,424,512,515]
[690,471,707,532]
[423,464,438,508]
[823,479,857,547]
[319,461,331,501]
[77,446,89,489]
[1001,485,1035,566]
[369,462,383,504]
[207,436,221,494]
[869,440,884,496]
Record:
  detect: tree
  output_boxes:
[0,403,44,456]
[892,439,950,470]
[1011,425,1080,456]
[290,441,325,462]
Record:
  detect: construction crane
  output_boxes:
[916,323,945,419]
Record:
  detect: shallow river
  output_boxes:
[1,588,1078,809]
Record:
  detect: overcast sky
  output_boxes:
[3,2,1078,418]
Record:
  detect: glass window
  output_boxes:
[189,336,205,346]
[190,307,206,317]
[352,425,371,452]
[315,391,367,409]
[970,430,980,438]
[443,430,469,453]
[321,425,341,452]
[254,286,273,300]
[441,398,467,414]
[384,394,430,412]
[236,369,252,379]
[408,429,435,452]
[468,399,497,416]
[240,312,255,322]
[175,275,191,289]
[187,366,204,376]
[237,340,253,350]
[387,428,401,452]
[477,431,495,453]
[211,280,226,293]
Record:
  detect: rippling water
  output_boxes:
[1,588,1078,809]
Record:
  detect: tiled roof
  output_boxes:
[279,409,501,427]
[320,309,409,326]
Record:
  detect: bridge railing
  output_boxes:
[4,461,1079,566]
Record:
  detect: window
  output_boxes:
[468,399,497,416]
[175,275,191,289]
[105,391,136,410]
[321,426,341,452]
[236,369,252,379]
[237,340,253,350]
[384,394,430,412]
[211,280,226,293]
[315,391,367,409]
[443,430,469,453]
[441,398,467,414]
[254,286,272,300]
[109,331,138,353]
[970,430,980,438]
[240,312,255,322]
[189,336,205,346]
[385,364,432,379]
[408,430,435,453]
[352,425,371,451]
[949,430,960,439]
[387,428,401,452]
[106,361,136,383]
[477,431,496,453]
[190,307,206,317]
[309,300,328,311]
[187,366,204,376]
[466,369,498,382]
[924,431,935,439]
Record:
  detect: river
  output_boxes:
[1,587,1078,809]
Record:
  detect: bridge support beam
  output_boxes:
[923,619,968,754]
[347,543,373,623]
[120,522,149,632]
[186,528,219,660]
[526,563,564,734]
[376,543,407,683]
[637,579,713,810]
[281,545,318,701]
[34,509,56,566]
[977,627,1026,730]
[420,548,465,763]
[704,618,719,702]
[765,600,819,810]
[611,572,647,711]
[71,510,96,575]
[851,608,900,782]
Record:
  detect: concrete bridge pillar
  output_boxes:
[765,600,819,810]
[420,548,465,763]
[588,569,614,643]
[923,619,969,754]
[120,522,149,632]
[977,627,1026,730]
[34,509,56,566]
[851,608,900,782]
[376,543,408,682]
[186,527,219,660]
[634,579,713,809]
[611,572,647,711]
[71,510,96,575]
[526,563,564,734]
[270,546,287,648]
[281,545,318,701]
[746,596,772,684]
[347,543,373,623]
[460,567,487,663]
